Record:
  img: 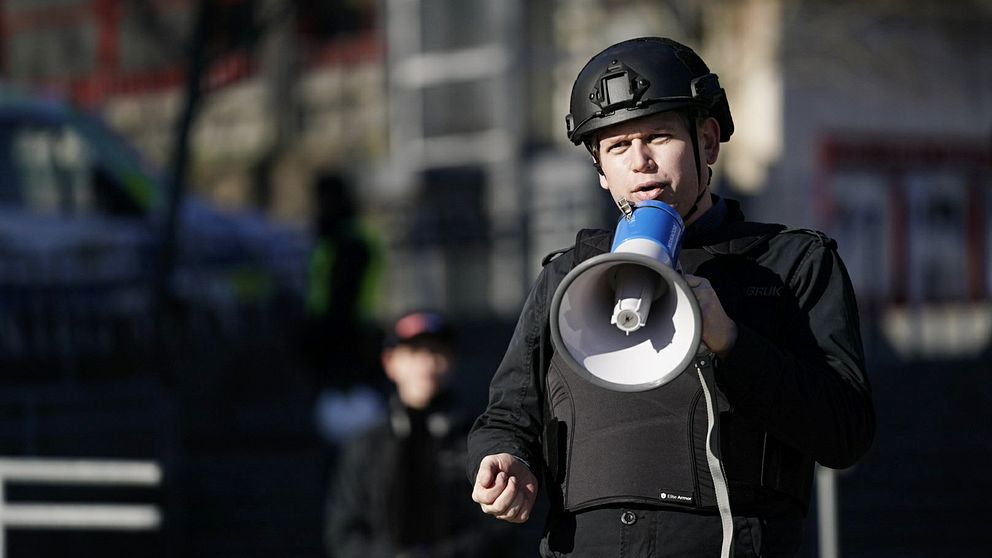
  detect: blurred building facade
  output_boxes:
[3,0,989,334]
[2,0,991,556]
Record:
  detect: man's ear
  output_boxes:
[599,172,610,191]
[701,116,721,165]
[584,140,605,176]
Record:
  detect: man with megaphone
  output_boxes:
[469,37,875,558]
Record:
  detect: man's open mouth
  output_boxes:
[632,182,666,201]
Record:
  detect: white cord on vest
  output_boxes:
[696,354,735,558]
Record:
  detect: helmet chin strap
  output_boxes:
[682,173,710,223]
[681,115,710,224]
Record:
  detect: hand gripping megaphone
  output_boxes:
[549,200,702,392]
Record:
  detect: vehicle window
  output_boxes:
[9,123,143,217]
[12,124,92,215]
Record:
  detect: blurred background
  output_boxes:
[0,0,989,556]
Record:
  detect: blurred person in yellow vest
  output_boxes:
[304,171,386,444]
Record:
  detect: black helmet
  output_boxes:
[565,37,734,146]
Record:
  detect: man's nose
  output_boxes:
[629,140,654,172]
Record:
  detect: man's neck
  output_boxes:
[684,194,727,239]
[684,191,713,228]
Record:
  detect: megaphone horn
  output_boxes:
[549,200,701,392]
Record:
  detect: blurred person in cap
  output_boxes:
[468,37,874,557]
[326,311,509,558]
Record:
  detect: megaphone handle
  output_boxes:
[695,354,735,558]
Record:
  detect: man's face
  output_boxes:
[382,344,452,410]
[595,111,719,224]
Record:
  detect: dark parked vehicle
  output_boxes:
[0,89,310,379]
[0,90,324,557]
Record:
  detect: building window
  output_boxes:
[821,136,990,307]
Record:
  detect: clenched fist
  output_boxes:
[471,453,539,523]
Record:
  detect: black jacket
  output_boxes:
[467,198,875,518]
[328,394,508,558]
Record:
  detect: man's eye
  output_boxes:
[606,141,628,152]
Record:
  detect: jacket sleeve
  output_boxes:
[466,263,558,483]
[716,234,875,469]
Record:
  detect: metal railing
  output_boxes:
[0,458,162,558]
[817,465,842,558]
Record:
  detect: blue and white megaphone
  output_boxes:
[549,200,702,392]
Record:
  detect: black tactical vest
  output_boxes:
[546,349,717,511]
[540,223,814,516]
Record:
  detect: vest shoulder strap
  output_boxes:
[541,247,572,267]
[677,221,785,273]
[698,221,787,256]
[572,228,613,266]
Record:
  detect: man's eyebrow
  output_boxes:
[601,134,629,143]
[601,130,638,142]
[602,126,673,143]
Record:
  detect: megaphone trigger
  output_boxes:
[609,263,666,334]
